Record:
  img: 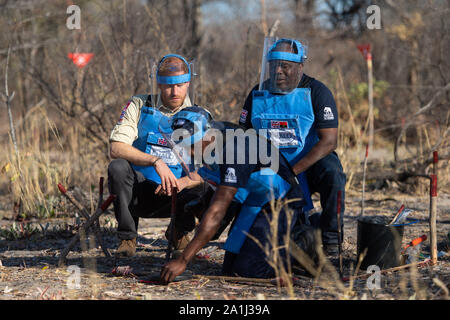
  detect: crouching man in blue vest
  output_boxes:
[108,54,209,257]
[238,38,346,256]
[159,106,306,283]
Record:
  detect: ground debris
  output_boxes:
[0,190,448,300]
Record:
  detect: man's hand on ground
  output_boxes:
[160,257,187,284]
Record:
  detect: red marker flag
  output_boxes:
[68,53,94,68]
[357,44,372,60]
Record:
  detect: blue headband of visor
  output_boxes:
[171,110,210,146]
[267,39,306,63]
[156,54,191,85]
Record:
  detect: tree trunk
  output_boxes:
[294,0,315,34]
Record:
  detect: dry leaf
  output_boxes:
[104,290,123,297]
[1,162,10,173]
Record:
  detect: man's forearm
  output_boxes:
[179,186,236,264]
[110,141,158,166]
[292,140,336,175]
[180,206,223,263]
[179,175,203,190]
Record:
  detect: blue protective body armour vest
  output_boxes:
[197,166,292,254]
[251,88,318,212]
[131,101,184,184]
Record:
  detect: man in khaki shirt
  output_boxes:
[108,54,208,257]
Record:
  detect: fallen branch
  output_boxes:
[342,259,434,282]
[192,274,311,286]
[352,151,450,184]
[394,82,450,162]
[111,266,312,286]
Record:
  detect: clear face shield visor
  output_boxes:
[259,38,308,94]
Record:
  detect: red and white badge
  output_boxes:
[239,109,248,123]
[271,120,288,129]
[157,138,168,146]
[117,101,131,124]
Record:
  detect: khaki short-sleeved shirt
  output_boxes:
[109,94,192,145]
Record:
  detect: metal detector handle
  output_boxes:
[165,188,177,263]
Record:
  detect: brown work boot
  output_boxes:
[115,238,137,257]
[165,226,191,251]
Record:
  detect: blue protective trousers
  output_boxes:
[305,152,346,245]
[222,185,303,278]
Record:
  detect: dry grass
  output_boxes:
[1,105,70,218]
[245,189,449,300]
[0,104,107,219]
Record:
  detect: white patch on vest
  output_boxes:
[224,167,237,183]
[323,107,334,120]
[268,128,299,147]
[149,145,179,166]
